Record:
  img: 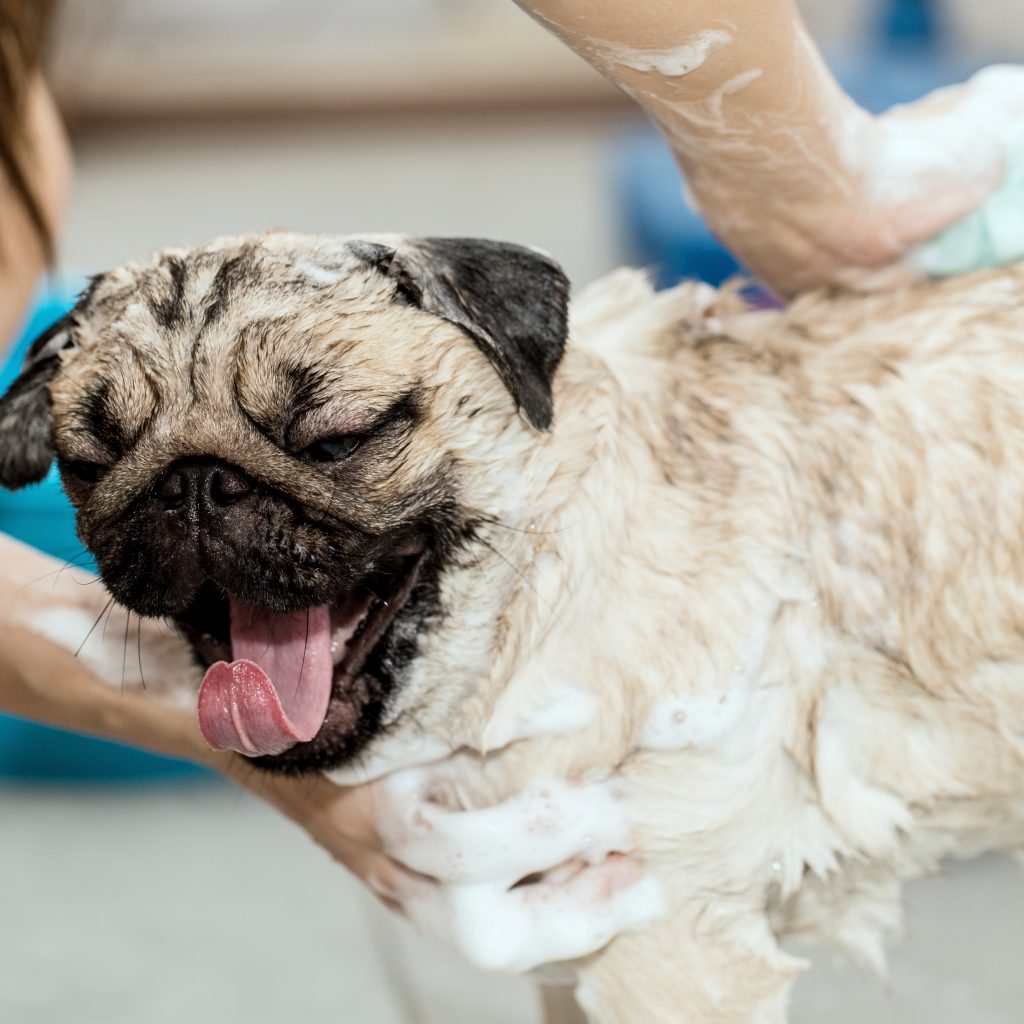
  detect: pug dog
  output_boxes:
[3,232,1024,1024]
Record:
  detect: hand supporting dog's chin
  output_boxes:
[77,464,463,776]
[70,451,454,775]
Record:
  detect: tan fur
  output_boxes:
[39,236,1024,1022]
[428,264,1024,1021]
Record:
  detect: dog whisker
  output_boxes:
[356,581,387,605]
[477,514,575,537]
[478,536,557,617]
[74,595,116,658]
[121,609,131,695]
[11,550,96,597]
[296,607,310,700]
[136,615,147,690]
[102,599,119,642]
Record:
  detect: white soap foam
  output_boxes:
[644,64,765,144]
[707,68,763,127]
[638,618,770,752]
[640,687,749,751]
[406,862,664,974]
[596,28,732,77]
[22,604,199,709]
[30,606,147,689]
[848,64,1024,210]
[379,774,629,885]
[482,684,597,751]
[324,730,453,786]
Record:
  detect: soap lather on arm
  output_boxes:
[516,0,1024,296]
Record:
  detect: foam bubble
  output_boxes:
[597,29,732,78]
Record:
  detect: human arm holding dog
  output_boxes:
[0,531,652,970]
[2,613,652,973]
[0,14,650,972]
[515,0,1024,296]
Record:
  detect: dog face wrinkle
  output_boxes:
[5,232,569,773]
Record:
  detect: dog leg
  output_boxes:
[574,915,800,1024]
[541,983,589,1024]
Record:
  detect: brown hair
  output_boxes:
[0,0,57,259]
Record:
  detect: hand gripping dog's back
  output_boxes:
[1,234,1023,1022]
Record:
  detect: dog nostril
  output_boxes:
[159,470,186,509]
[209,466,253,506]
[156,459,253,516]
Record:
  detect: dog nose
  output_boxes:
[157,458,254,519]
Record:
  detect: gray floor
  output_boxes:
[4,784,1023,1024]
[7,109,1024,1022]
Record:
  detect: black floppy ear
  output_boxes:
[0,316,74,489]
[356,237,570,431]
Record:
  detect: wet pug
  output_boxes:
[0,235,572,773]
[3,232,1024,1024]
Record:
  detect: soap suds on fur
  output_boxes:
[378,774,630,884]
[325,730,453,785]
[405,863,664,973]
[638,619,770,751]
[482,684,597,750]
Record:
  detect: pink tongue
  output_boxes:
[197,601,333,757]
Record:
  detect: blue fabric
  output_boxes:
[0,280,207,782]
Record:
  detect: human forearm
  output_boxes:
[518,0,861,195]
[0,622,217,762]
[516,0,871,287]
[516,1,1024,295]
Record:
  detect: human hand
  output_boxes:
[0,537,658,972]
[880,65,1024,281]
[808,64,1024,291]
[251,763,661,973]
[0,533,232,762]
[689,64,1024,295]
[515,0,1024,296]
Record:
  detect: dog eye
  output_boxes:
[301,435,362,462]
[64,460,110,485]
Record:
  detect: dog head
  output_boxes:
[0,233,570,773]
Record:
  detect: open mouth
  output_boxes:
[176,547,425,761]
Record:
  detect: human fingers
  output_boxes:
[397,853,662,973]
[376,769,630,885]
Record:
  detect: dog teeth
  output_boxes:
[328,595,394,670]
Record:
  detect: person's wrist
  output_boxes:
[686,155,927,295]
[689,183,867,295]
[672,103,937,295]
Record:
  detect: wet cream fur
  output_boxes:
[413,262,1024,1022]
[22,236,1024,1022]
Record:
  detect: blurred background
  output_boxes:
[3,1,1024,1022]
